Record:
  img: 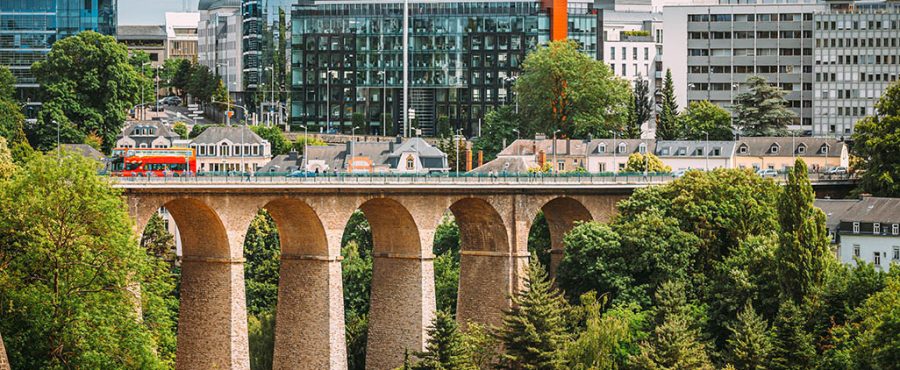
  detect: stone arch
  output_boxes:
[262,198,328,257]
[359,197,424,257]
[539,197,594,277]
[162,198,231,258]
[450,197,511,254]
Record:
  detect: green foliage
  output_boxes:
[496,257,571,369]
[433,215,460,314]
[410,311,475,370]
[629,282,714,370]
[342,210,373,257]
[248,310,276,370]
[251,125,290,156]
[0,137,15,180]
[343,238,372,370]
[437,136,466,173]
[557,222,631,304]
[187,64,220,104]
[770,301,815,370]
[733,76,795,136]
[657,69,681,140]
[517,40,630,138]
[776,160,831,303]
[172,122,188,138]
[293,135,328,154]
[472,105,517,162]
[0,65,16,101]
[851,79,900,197]
[462,322,499,370]
[562,292,641,370]
[0,100,26,145]
[624,152,671,173]
[244,209,281,316]
[528,212,552,270]
[351,112,366,134]
[31,31,145,151]
[0,152,172,368]
[165,58,194,98]
[83,133,102,151]
[725,303,773,370]
[188,123,222,139]
[139,214,179,366]
[681,100,734,141]
[622,30,651,37]
[629,78,652,139]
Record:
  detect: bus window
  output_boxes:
[126,163,141,171]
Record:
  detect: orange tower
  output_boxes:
[543,0,568,41]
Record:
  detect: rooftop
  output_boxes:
[116,25,166,39]
[191,126,267,145]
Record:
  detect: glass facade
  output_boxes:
[242,0,292,90]
[290,0,598,136]
[0,0,117,102]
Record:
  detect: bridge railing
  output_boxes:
[108,171,857,186]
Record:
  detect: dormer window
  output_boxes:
[853,222,860,234]
[618,143,627,154]
[769,144,780,154]
[820,144,829,154]
[406,155,415,170]
[639,143,647,154]
[676,147,687,156]
[598,143,606,153]
[712,147,722,156]
[874,222,881,234]
[696,147,704,156]
[797,144,807,154]
[660,148,670,155]
[738,144,748,154]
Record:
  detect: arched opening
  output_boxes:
[535,197,593,278]
[339,198,430,370]
[449,198,512,328]
[137,206,182,365]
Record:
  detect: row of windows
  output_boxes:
[818,72,899,83]
[852,222,900,235]
[607,46,651,61]
[688,13,811,23]
[609,63,651,77]
[690,82,811,92]
[190,143,266,157]
[689,65,811,74]
[688,48,812,57]
[688,30,811,40]
[816,54,900,66]
[850,246,900,265]
[736,143,829,155]
[817,19,899,30]
[816,37,899,48]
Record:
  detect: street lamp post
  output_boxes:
[351,126,360,142]
[704,131,709,171]
[612,132,618,174]
[300,124,308,171]
[155,65,163,115]
[140,61,150,120]
[455,128,463,175]
[553,129,561,174]
[325,69,335,133]
[379,70,387,137]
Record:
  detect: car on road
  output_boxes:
[158,96,182,107]
[287,170,317,178]
[672,169,687,178]
[757,169,779,178]
[825,166,848,175]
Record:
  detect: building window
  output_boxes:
[558,161,565,171]
[598,143,606,153]
[820,144,829,154]
[406,155,415,170]
[639,143,647,154]
[797,144,806,154]
[874,222,881,234]
[853,244,860,257]
[874,252,881,266]
[738,144,748,154]
[853,222,860,234]
[893,224,898,235]
[769,144,779,154]
[893,246,900,261]
[618,143,627,154]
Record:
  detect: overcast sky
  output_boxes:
[118,0,197,25]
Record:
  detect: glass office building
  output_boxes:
[0,0,117,102]
[290,0,599,136]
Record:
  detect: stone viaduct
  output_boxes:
[120,182,631,370]
[116,178,856,370]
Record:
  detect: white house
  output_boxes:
[817,197,900,269]
[189,126,271,173]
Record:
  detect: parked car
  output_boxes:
[825,166,848,175]
[158,96,182,106]
[757,169,779,178]
[287,170,317,178]
[672,169,687,178]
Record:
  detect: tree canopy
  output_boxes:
[733,76,795,137]
[851,79,900,197]
[656,69,681,140]
[681,100,734,141]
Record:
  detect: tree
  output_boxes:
[461,322,498,370]
[0,65,16,102]
[624,153,671,173]
[244,210,281,316]
[681,100,734,140]
[351,112,366,135]
[561,292,638,370]
[293,135,328,154]
[0,100,26,146]
[471,105,517,162]
[410,311,475,370]
[433,215,460,314]
[248,311,276,370]
[656,69,681,140]
[516,40,630,138]
[0,152,173,368]
[251,125,290,156]
[528,212,552,270]
[342,240,372,370]
[436,115,451,138]
[776,159,831,303]
[496,257,570,369]
[733,76,795,136]
[726,302,774,370]
[167,58,194,98]
[31,31,144,151]
[187,64,219,104]
[630,77,653,139]
[630,281,714,370]
[0,137,15,180]
[851,79,900,197]
[557,222,631,304]
[172,122,188,138]
[770,301,815,370]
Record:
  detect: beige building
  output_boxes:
[481,139,592,173]
[586,139,656,173]
[189,126,271,172]
[165,12,200,61]
[655,141,738,171]
[734,137,848,172]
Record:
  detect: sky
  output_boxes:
[118,0,197,25]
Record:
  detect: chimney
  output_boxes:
[465,149,473,172]
[860,193,872,200]
[538,150,546,167]
[566,138,571,154]
[287,150,298,161]
[477,150,484,167]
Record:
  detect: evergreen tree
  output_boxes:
[776,159,831,303]
[726,302,774,370]
[496,257,570,369]
[733,76,795,136]
[656,69,680,140]
[244,209,281,316]
[411,310,474,370]
[770,301,815,370]
[630,281,713,370]
[631,77,653,139]
[141,213,176,263]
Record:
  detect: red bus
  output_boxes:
[109,148,197,177]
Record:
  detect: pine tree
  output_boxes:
[770,301,815,370]
[776,159,831,303]
[630,77,653,139]
[630,281,714,370]
[733,76,795,136]
[726,302,774,370]
[411,311,474,370]
[141,213,176,263]
[496,257,570,369]
[656,69,680,140]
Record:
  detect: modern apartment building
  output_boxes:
[166,12,200,61]
[663,2,826,133]
[289,0,601,137]
[242,0,292,90]
[117,25,167,67]
[812,0,900,137]
[0,0,117,102]
[199,0,244,101]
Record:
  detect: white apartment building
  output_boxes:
[165,12,200,61]
[817,197,900,270]
[198,0,243,97]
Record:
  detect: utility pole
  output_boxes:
[402,0,409,137]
